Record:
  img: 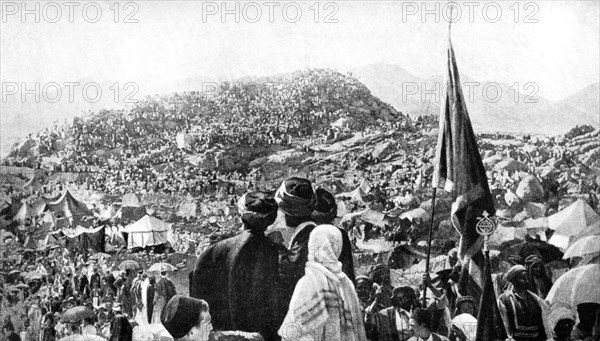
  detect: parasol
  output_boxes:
[61,306,95,323]
[8,269,21,276]
[15,283,29,289]
[498,237,564,263]
[546,264,600,306]
[148,262,177,273]
[25,271,43,281]
[563,235,600,259]
[119,260,141,270]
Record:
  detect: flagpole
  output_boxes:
[422,187,437,307]
[422,0,453,310]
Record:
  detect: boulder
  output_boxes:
[504,190,522,208]
[372,141,393,160]
[516,175,544,202]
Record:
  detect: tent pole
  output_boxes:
[422,187,437,307]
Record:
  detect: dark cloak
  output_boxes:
[191,230,281,341]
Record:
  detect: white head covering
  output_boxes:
[308,224,343,272]
[452,313,478,341]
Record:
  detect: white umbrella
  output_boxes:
[563,235,600,259]
[546,264,600,307]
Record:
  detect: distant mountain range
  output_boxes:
[352,63,599,135]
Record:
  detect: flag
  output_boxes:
[476,251,507,341]
[432,39,495,298]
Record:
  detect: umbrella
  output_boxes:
[15,283,29,289]
[25,271,43,281]
[89,252,111,260]
[546,264,600,306]
[8,269,21,276]
[563,235,600,259]
[61,306,95,323]
[499,237,564,263]
[119,260,141,270]
[148,262,177,273]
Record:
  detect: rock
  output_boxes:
[372,141,393,160]
[504,190,522,208]
[516,175,544,202]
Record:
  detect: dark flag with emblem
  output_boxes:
[432,37,495,301]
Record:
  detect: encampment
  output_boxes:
[122,215,173,249]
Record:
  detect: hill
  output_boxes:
[353,63,599,135]
[3,69,405,169]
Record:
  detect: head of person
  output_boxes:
[410,308,432,339]
[311,188,337,224]
[237,191,278,234]
[576,303,600,331]
[161,295,211,341]
[308,224,342,269]
[454,296,478,317]
[105,301,113,312]
[370,264,391,286]
[447,248,459,268]
[549,307,576,339]
[524,255,545,278]
[266,231,284,245]
[505,265,528,290]
[110,315,132,340]
[391,286,417,312]
[275,177,317,227]
[355,276,372,302]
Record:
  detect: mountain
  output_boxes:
[353,63,598,135]
[558,83,600,124]
[0,79,131,157]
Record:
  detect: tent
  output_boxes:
[46,190,92,218]
[548,199,599,235]
[337,187,368,203]
[548,199,600,250]
[13,203,37,222]
[63,226,105,253]
[122,215,172,249]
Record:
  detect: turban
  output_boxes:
[524,254,543,264]
[311,188,338,224]
[238,191,278,232]
[274,177,317,218]
[161,295,209,339]
[548,306,575,330]
[505,265,527,283]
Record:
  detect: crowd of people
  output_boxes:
[1,67,599,341]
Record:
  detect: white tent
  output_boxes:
[548,199,600,250]
[122,215,173,249]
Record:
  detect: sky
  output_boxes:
[0,0,598,102]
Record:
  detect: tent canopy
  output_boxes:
[548,199,600,236]
[122,215,172,249]
[46,190,92,218]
